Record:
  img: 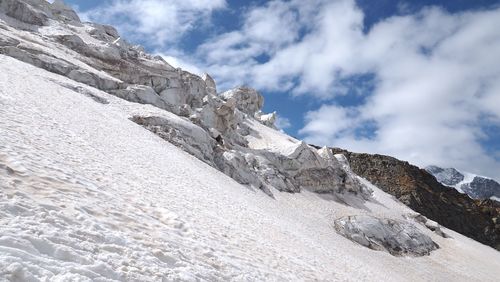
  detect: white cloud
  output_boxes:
[294,3,500,179]
[159,54,203,76]
[300,105,361,144]
[192,0,500,178]
[274,115,292,130]
[81,0,226,47]
[195,0,327,91]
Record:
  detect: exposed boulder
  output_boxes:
[334,215,439,256]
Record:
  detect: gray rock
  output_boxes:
[0,46,74,76]
[86,23,120,41]
[294,167,347,193]
[0,45,120,91]
[0,35,20,46]
[202,73,217,96]
[0,0,49,26]
[50,0,80,23]
[109,85,178,112]
[220,87,264,115]
[334,215,439,256]
[67,69,119,91]
[406,213,449,238]
[54,34,121,62]
[54,34,87,51]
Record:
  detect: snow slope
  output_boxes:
[1,56,500,281]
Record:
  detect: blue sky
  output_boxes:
[65,0,500,179]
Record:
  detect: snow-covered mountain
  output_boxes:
[426,165,500,201]
[0,0,499,281]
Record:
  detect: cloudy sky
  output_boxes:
[66,0,500,179]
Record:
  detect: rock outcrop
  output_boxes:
[132,111,372,199]
[0,0,49,26]
[334,215,439,256]
[331,148,500,250]
[50,0,80,22]
[220,87,264,116]
[406,213,449,238]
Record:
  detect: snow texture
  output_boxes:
[0,1,500,281]
[1,51,499,282]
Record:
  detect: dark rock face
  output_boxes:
[425,165,464,186]
[462,177,500,200]
[331,148,500,251]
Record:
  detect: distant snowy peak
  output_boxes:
[425,166,464,187]
[425,165,500,201]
